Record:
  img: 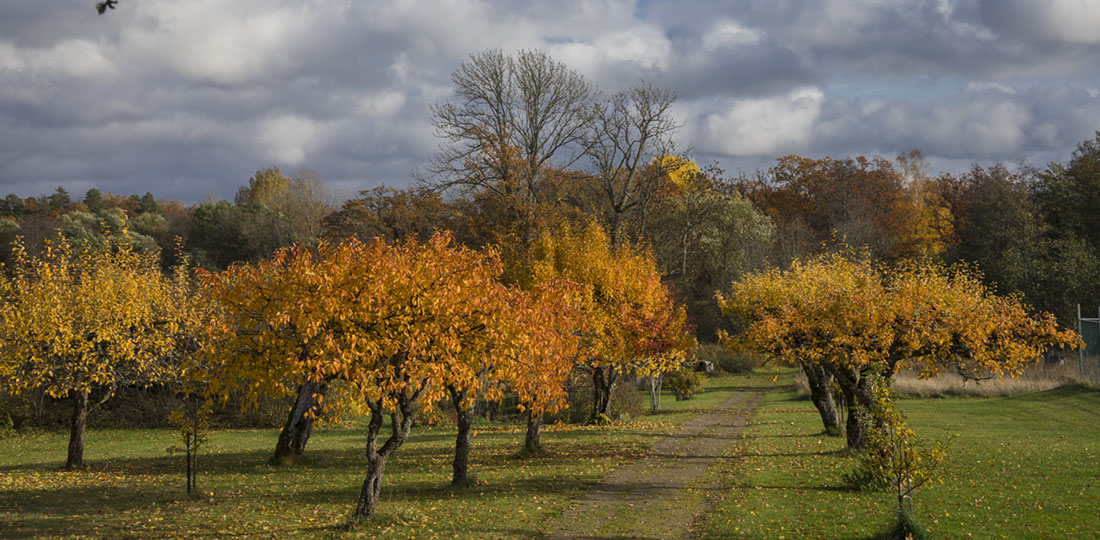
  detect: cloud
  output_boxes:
[807,84,1100,162]
[978,0,1100,45]
[682,87,825,157]
[0,0,1099,203]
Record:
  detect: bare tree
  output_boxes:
[427,49,594,204]
[585,84,679,245]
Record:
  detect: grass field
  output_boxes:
[695,371,1100,539]
[5,369,1096,539]
[0,374,755,539]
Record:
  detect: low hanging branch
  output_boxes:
[95,1,118,15]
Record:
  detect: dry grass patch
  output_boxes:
[793,361,1093,398]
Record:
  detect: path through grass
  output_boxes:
[0,374,753,539]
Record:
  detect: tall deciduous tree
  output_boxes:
[236,167,337,243]
[428,49,594,206]
[0,234,193,469]
[584,84,679,245]
[648,158,774,338]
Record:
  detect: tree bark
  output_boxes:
[66,389,89,470]
[648,375,662,412]
[589,368,617,423]
[524,410,543,453]
[802,362,841,435]
[271,381,327,465]
[450,388,472,485]
[844,388,869,450]
[355,393,418,520]
[818,362,876,451]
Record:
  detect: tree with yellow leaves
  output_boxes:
[527,222,694,423]
[497,279,582,454]
[718,255,1079,449]
[0,234,194,469]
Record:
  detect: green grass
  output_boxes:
[0,374,748,539]
[696,369,1100,539]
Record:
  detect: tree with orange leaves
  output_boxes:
[200,232,568,519]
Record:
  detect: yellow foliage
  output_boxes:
[656,155,702,192]
[527,222,694,379]
[0,234,197,400]
[717,255,1079,379]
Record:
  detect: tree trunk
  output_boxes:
[451,388,472,485]
[66,389,89,470]
[355,395,418,520]
[844,388,869,450]
[648,375,662,412]
[803,362,841,435]
[271,381,327,465]
[609,210,626,247]
[818,363,874,451]
[590,368,616,423]
[524,410,543,454]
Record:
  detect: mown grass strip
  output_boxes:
[696,370,1100,539]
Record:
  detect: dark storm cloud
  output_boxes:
[1,0,1098,202]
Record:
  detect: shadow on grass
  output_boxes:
[740,448,846,458]
[0,484,178,516]
[288,472,597,507]
[729,482,859,493]
[738,432,819,439]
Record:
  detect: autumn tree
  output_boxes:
[527,223,693,423]
[235,167,337,242]
[199,241,351,465]
[718,255,1078,449]
[500,280,583,453]
[201,232,543,519]
[649,158,774,338]
[0,233,194,469]
[730,154,934,263]
[321,186,462,245]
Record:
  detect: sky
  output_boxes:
[2,0,1099,203]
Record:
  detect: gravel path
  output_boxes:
[541,388,764,540]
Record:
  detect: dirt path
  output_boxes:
[541,388,764,540]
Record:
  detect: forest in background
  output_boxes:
[1,132,1097,336]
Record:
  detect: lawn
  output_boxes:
[695,371,1100,539]
[0,373,753,539]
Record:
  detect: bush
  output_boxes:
[610,378,645,420]
[696,342,756,374]
[668,368,704,401]
[559,370,647,423]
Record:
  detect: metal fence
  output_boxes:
[1078,305,1100,382]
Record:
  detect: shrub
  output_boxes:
[696,342,756,374]
[559,370,647,423]
[668,368,704,401]
[610,379,646,420]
